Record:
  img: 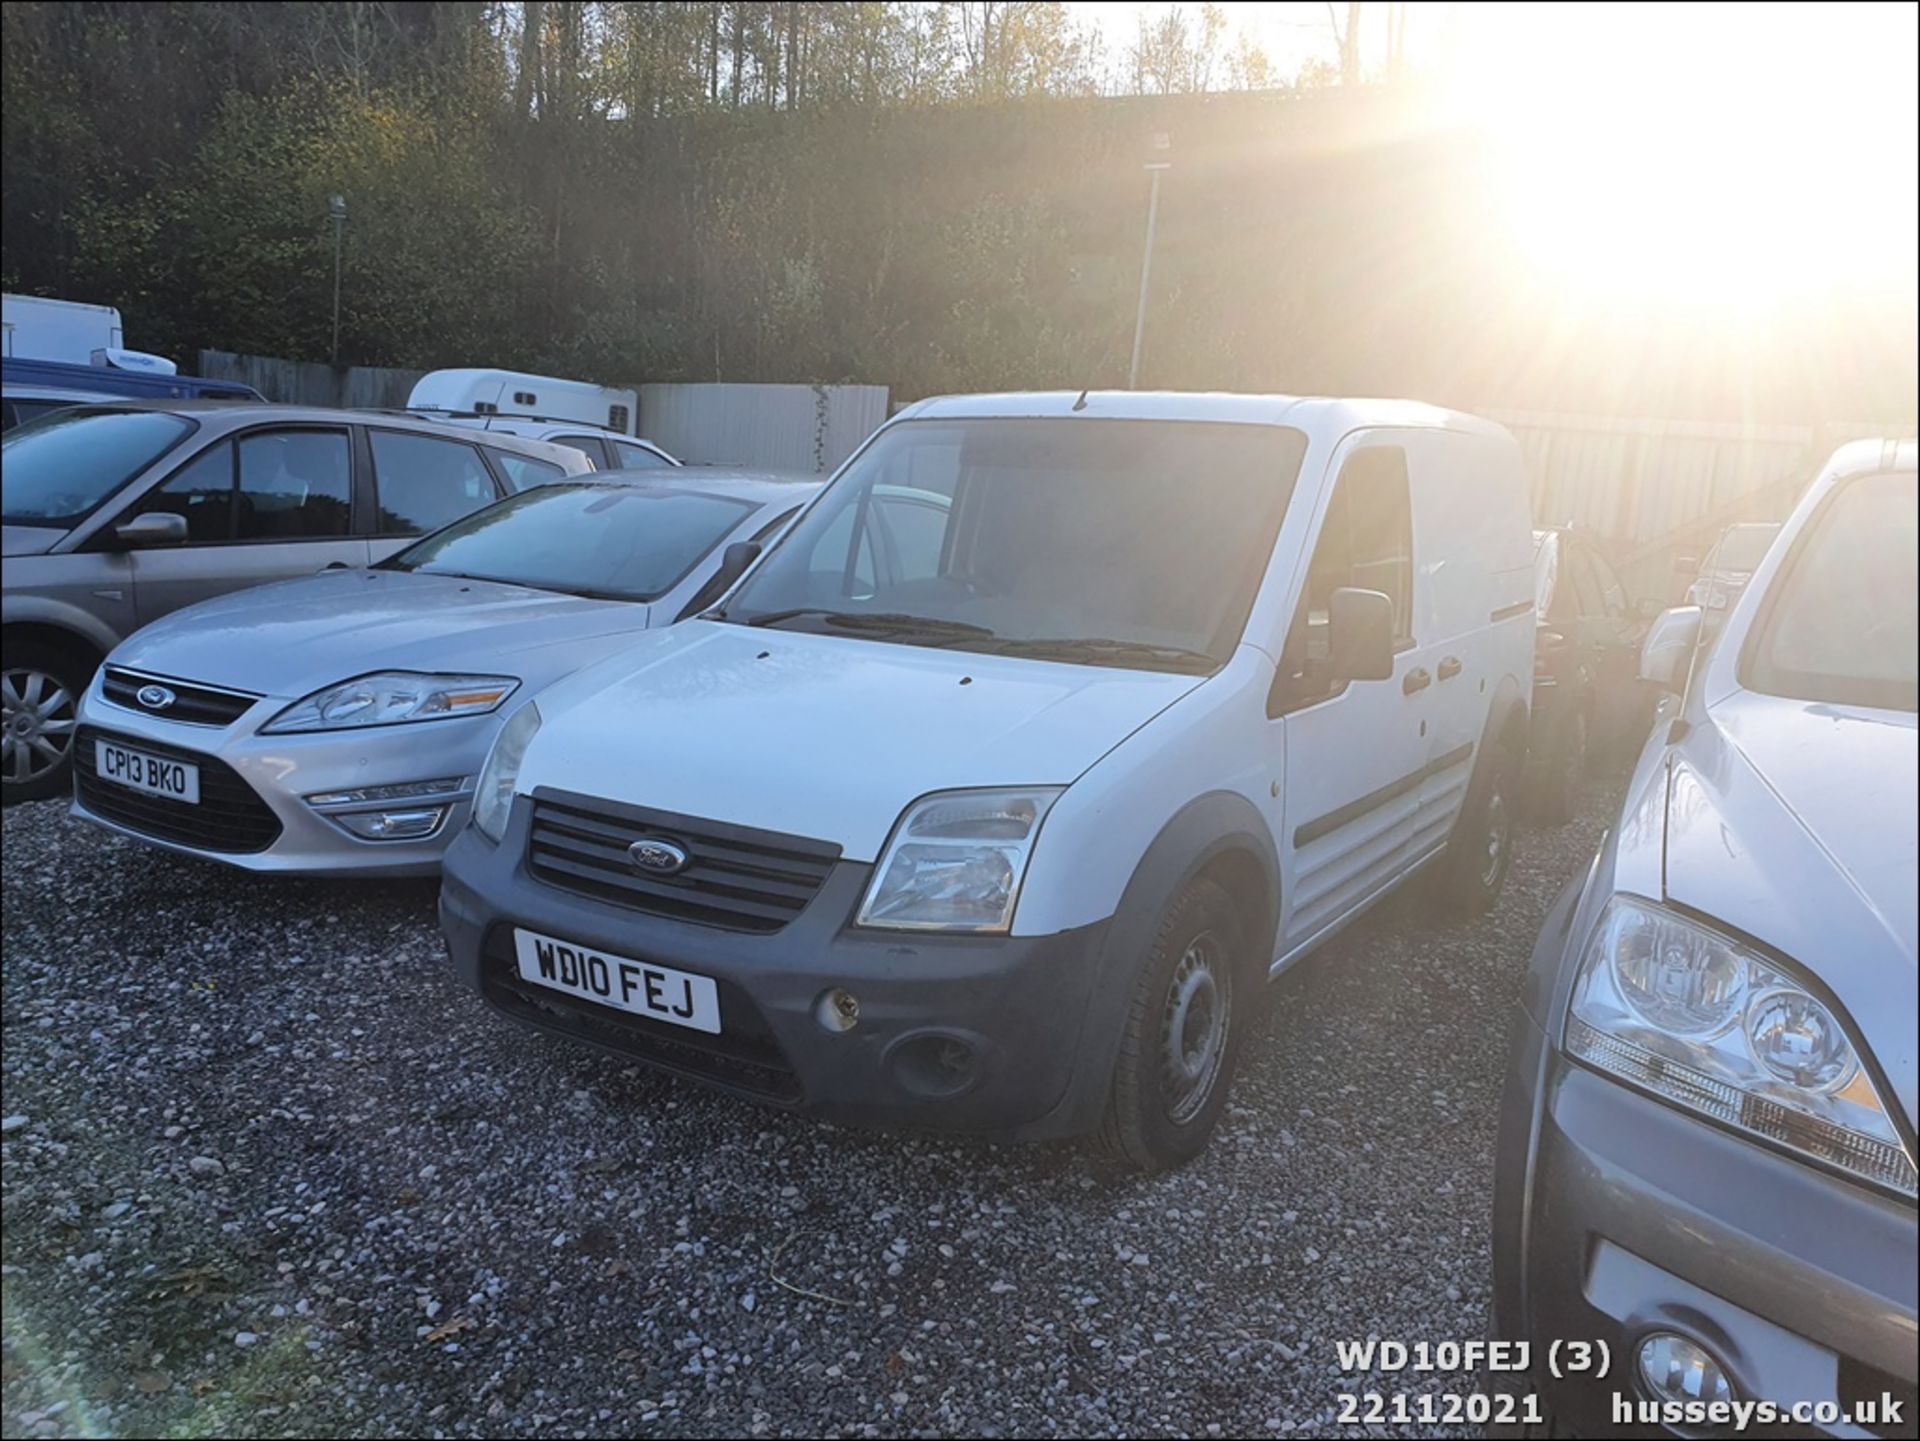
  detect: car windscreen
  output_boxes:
[0,408,196,527]
[715,418,1309,673]
[1742,471,1917,712]
[383,483,756,602]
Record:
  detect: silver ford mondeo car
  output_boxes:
[70,469,820,875]
[1493,440,1916,1435]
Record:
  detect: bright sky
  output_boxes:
[1077,2,1920,311]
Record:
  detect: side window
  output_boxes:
[612,440,673,469]
[802,501,876,599]
[141,441,236,543]
[552,435,609,468]
[492,450,567,491]
[749,505,802,547]
[1280,446,1413,706]
[235,430,351,541]
[369,430,500,535]
[1588,546,1629,616]
[874,494,951,583]
[1568,545,1607,617]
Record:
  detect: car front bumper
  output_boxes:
[69,683,501,876]
[437,796,1113,1138]
[1493,881,1919,1437]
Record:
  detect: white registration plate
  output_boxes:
[95,738,200,804]
[512,928,721,1035]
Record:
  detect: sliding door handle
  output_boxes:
[1402,667,1431,695]
[1437,655,1463,681]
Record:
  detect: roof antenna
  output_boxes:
[1071,388,1090,412]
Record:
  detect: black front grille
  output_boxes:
[526,791,840,933]
[74,726,282,853]
[102,667,260,727]
[479,928,801,1101]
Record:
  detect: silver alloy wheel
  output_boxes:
[1,668,77,785]
[1480,784,1510,890]
[1160,932,1231,1124]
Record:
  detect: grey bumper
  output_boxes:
[437,797,1115,1138]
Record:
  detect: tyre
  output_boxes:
[2,640,91,805]
[1528,706,1587,825]
[1094,876,1251,1172]
[1435,739,1519,918]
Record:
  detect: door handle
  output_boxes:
[1437,655,1463,681]
[1402,667,1431,695]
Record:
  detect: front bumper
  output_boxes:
[68,682,499,876]
[1493,884,1918,1436]
[437,796,1113,1138]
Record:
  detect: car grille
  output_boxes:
[101,667,260,727]
[526,791,840,934]
[74,726,282,853]
[479,928,801,1101]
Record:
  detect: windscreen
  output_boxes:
[386,483,754,602]
[1743,471,1917,711]
[718,417,1308,672]
[1,408,195,527]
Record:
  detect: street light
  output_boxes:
[1128,132,1172,391]
[329,194,347,367]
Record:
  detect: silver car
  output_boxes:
[69,470,820,875]
[2,402,592,802]
[1493,440,1916,1434]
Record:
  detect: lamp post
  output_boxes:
[1128,133,1172,391]
[329,194,347,367]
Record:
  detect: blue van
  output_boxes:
[1,356,264,432]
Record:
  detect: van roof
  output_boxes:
[897,390,1514,441]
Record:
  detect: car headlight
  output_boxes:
[856,787,1062,933]
[262,672,518,733]
[1567,895,1916,1196]
[472,701,541,843]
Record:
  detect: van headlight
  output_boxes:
[856,788,1062,933]
[263,672,518,733]
[472,702,541,843]
[1567,896,1916,1196]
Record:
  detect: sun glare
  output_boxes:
[1441,2,1920,311]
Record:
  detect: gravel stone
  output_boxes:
[1,782,1614,1436]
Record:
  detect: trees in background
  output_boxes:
[2,1,1911,425]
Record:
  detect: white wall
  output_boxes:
[637,383,890,474]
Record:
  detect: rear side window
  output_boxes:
[369,430,500,534]
[235,430,351,540]
[492,450,569,491]
[551,435,609,468]
[612,440,673,469]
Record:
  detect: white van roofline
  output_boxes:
[896,390,1513,441]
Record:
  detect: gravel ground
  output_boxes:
[2,784,1613,1439]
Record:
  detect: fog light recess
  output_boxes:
[331,807,447,841]
[1637,1332,1733,1407]
[815,988,860,1033]
[889,1033,979,1099]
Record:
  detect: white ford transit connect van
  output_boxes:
[439,392,1536,1168]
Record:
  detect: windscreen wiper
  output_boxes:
[984,636,1221,673]
[738,608,996,641]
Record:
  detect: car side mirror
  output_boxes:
[111,512,189,548]
[1329,586,1395,682]
[1639,605,1703,691]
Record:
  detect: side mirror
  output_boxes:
[1329,586,1395,682]
[111,512,189,548]
[1639,605,1703,691]
[709,540,762,595]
